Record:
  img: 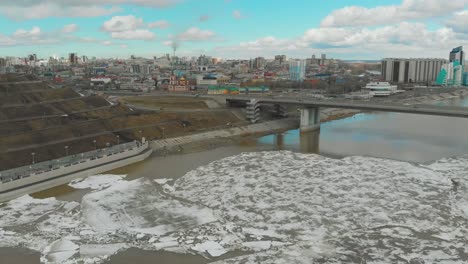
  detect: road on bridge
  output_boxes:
[225,96,468,119]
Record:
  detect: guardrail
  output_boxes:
[0,141,147,183]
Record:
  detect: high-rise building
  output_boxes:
[289,60,306,81]
[141,64,151,75]
[131,64,141,74]
[197,55,212,66]
[463,72,468,86]
[275,55,287,64]
[68,53,78,64]
[320,54,326,65]
[436,46,465,86]
[381,58,447,83]
[436,61,463,86]
[449,46,464,66]
[253,57,266,69]
[28,54,37,62]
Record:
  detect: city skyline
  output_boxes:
[0,0,467,59]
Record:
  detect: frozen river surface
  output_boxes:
[1,151,467,263]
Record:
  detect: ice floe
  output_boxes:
[79,243,127,258]
[69,174,126,190]
[41,239,79,263]
[0,195,63,227]
[81,178,217,235]
[1,151,467,263]
[191,241,227,257]
[172,151,468,262]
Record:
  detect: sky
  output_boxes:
[0,0,467,60]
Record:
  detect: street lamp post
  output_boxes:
[64,146,69,156]
[116,135,120,145]
[93,139,97,150]
[31,152,36,164]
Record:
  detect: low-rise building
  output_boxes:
[161,76,190,92]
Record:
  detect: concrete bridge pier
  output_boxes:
[273,104,288,118]
[300,107,320,132]
[246,99,261,123]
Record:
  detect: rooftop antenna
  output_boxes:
[171,41,179,75]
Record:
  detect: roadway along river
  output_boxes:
[0,97,467,263]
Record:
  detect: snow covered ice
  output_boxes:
[0,151,467,263]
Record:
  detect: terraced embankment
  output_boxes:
[0,76,243,170]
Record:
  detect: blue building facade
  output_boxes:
[289,60,306,81]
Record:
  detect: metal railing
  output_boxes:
[0,141,146,183]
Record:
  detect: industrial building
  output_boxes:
[381,58,447,84]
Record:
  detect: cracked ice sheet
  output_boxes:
[0,195,63,227]
[69,174,126,190]
[426,155,468,218]
[0,177,224,263]
[81,178,218,235]
[2,152,468,263]
[173,151,468,263]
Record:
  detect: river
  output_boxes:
[0,97,467,263]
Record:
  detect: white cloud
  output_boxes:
[238,36,305,51]
[233,10,242,19]
[213,22,463,59]
[446,10,468,33]
[321,0,468,27]
[176,27,215,41]
[13,26,42,38]
[163,40,173,46]
[101,15,144,32]
[111,30,155,40]
[102,15,157,40]
[0,3,120,20]
[0,25,119,47]
[303,22,456,48]
[62,24,79,33]
[0,0,181,20]
[148,20,170,29]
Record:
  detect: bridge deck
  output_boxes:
[226,97,468,118]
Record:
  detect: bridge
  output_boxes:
[225,96,468,132]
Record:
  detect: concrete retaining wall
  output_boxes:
[0,143,152,202]
[151,119,299,150]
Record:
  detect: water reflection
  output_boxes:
[259,129,320,154]
[258,97,468,163]
[274,134,284,150]
[299,130,320,153]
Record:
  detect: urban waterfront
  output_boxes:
[0,98,467,263]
